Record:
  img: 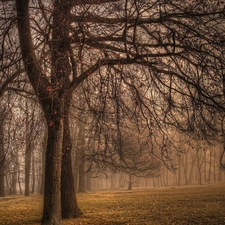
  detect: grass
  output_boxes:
[0,183,225,225]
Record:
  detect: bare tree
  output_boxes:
[0,0,224,224]
[0,108,6,197]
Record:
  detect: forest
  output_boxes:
[0,0,225,225]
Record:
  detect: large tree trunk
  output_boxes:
[61,100,81,218]
[42,103,64,225]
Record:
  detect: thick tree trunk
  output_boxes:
[61,101,81,218]
[42,108,64,225]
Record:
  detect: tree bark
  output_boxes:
[61,100,81,218]
[25,102,34,196]
[42,103,64,225]
[0,123,5,197]
[40,134,47,195]
[77,120,86,193]
[25,145,31,196]
[0,166,5,197]
[16,1,77,223]
[31,150,35,194]
[25,120,32,196]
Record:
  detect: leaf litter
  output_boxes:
[0,183,225,225]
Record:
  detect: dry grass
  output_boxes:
[0,183,225,225]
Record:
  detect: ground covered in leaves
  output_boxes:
[0,183,225,225]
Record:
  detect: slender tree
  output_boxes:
[0,110,6,197]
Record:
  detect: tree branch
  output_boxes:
[15,0,50,100]
[0,69,24,98]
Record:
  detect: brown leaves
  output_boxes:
[1,184,225,224]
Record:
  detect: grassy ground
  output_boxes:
[0,183,225,225]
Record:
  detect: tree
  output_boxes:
[0,109,6,197]
[77,121,86,193]
[111,129,162,190]
[24,101,34,196]
[15,1,82,223]
[1,0,224,224]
